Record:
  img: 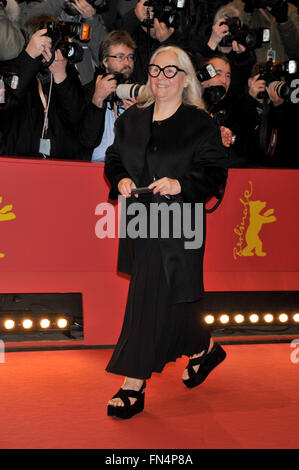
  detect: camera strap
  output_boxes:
[259,98,277,157]
[259,97,270,154]
[259,8,276,24]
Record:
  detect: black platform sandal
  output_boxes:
[183,343,226,389]
[107,381,146,419]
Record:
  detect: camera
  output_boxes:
[99,71,127,103]
[196,63,226,109]
[0,73,19,109]
[202,86,226,110]
[97,70,145,104]
[45,20,91,66]
[143,0,186,29]
[219,17,270,50]
[196,63,217,82]
[257,58,298,99]
[64,0,108,16]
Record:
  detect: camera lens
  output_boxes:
[273,81,290,99]
[116,84,145,100]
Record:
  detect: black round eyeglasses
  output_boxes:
[148,64,186,79]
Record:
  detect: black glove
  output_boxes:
[270,0,288,23]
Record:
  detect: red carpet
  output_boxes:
[0,344,298,449]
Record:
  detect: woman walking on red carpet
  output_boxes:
[104,45,227,419]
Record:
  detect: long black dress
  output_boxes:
[106,118,212,380]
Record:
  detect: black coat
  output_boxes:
[2,50,88,160]
[105,103,228,303]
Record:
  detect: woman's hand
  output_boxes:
[148,177,181,196]
[122,98,136,110]
[25,29,52,60]
[220,126,233,147]
[232,40,246,54]
[248,74,266,102]
[135,0,154,22]
[118,178,137,198]
[92,74,117,108]
[207,18,230,50]
[153,18,174,43]
[66,0,96,18]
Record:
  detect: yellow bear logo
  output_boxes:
[0,196,16,258]
[241,200,276,257]
[233,181,276,259]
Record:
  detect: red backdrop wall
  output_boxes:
[0,157,298,347]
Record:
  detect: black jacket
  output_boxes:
[233,91,299,168]
[105,103,228,303]
[2,50,88,160]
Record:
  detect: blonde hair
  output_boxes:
[137,45,205,111]
[213,3,243,25]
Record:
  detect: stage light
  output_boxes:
[40,319,51,329]
[249,313,259,323]
[22,319,33,329]
[204,315,215,325]
[278,313,288,323]
[234,314,245,324]
[293,313,299,323]
[57,318,68,329]
[4,319,15,330]
[264,313,274,323]
[219,314,229,324]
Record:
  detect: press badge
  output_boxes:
[39,138,51,156]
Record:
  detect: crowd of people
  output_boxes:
[0,0,298,167]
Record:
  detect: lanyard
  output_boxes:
[259,8,276,24]
[37,74,53,138]
[113,103,118,119]
[37,77,48,111]
[109,102,124,119]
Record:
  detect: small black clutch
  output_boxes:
[131,187,153,195]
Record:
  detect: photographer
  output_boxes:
[231,0,299,62]
[235,61,298,167]
[118,0,188,83]
[199,54,247,167]
[19,0,108,85]
[79,30,137,161]
[99,0,139,30]
[0,0,24,60]
[1,14,88,160]
[190,3,257,97]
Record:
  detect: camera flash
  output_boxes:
[288,60,297,75]
[263,29,270,43]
